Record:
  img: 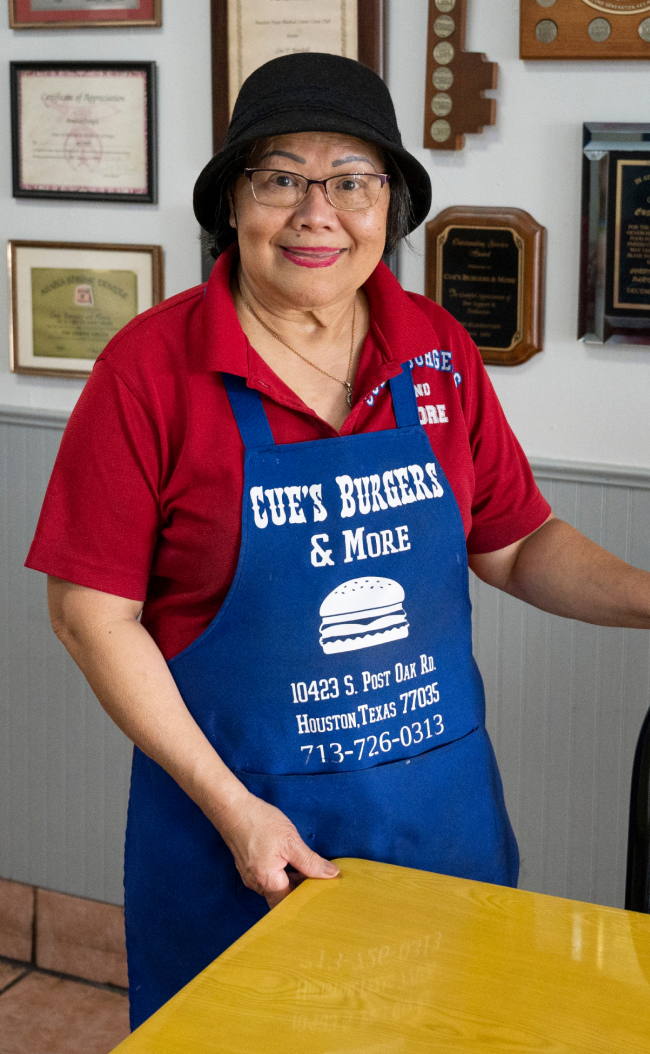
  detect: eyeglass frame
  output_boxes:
[243,168,390,211]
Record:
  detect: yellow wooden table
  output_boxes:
[113,858,650,1053]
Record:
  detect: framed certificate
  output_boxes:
[8,240,164,378]
[10,62,157,203]
[579,123,650,344]
[210,0,385,150]
[9,0,162,29]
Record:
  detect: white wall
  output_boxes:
[1,1,649,466]
[389,0,650,469]
[0,5,212,413]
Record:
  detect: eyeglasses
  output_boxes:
[244,168,389,211]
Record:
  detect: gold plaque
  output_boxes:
[521,0,650,57]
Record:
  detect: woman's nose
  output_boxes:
[292,182,338,225]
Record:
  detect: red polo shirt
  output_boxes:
[26,246,550,661]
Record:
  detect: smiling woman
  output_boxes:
[228,131,393,428]
[26,48,650,1037]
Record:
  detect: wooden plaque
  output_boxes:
[423,0,498,152]
[520,0,650,60]
[425,207,546,366]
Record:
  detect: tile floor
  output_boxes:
[0,877,130,1054]
[0,962,130,1054]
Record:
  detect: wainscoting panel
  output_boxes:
[0,409,132,905]
[472,460,650,908]
[1,409,649,909]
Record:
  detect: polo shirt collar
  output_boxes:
[200,242,443,379]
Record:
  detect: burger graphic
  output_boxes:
[319,577,409,654]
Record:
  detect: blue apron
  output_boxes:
[124,365,518,1029]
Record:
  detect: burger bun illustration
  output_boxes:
[319,577,409,654]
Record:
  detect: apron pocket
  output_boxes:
[235,727,515,886]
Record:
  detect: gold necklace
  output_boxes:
[240,289,357,408]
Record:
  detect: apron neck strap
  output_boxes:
[223,361,419,450]
[222,373,274,449]
[389,364,420,428]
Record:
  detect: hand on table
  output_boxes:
[217,792,340,908]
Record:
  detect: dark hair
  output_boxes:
[205,139,413,261]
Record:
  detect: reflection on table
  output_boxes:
[112,856,650,1053]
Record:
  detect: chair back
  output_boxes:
[626,706,650,913]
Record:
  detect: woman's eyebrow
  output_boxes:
[259,150,306,164]
[331,155,376,168]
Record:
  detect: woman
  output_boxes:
[27,54,650,1028]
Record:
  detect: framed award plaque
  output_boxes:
[425,207,546,366]
[521,0,650,60]
[579,123,650,345]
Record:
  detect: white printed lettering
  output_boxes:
[284,486,307,524]
[336,475,356,518]
[381,529,398,555]
[426,405,439,424]
[311,534,335,567]
[354,476,372,515]
[437,404,449,423]
[382,470,402,508]
[370,474,388,512]
[408,465,434,501]
[343,527,367,563]
[366,532,382,557]
[309,483,328,522]
[393,467,417,505]
[425,463,444,498]
[396,525,411,551]
[265,488,287,526]
[250,486,268,529]
[420,654,436,674]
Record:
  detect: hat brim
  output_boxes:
[193,110,431,235]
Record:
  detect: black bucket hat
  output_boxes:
[193,52,431,236]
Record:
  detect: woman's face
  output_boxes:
[230,132,390,311]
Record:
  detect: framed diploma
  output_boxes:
[210,0,385,150]
[579,123,650,345]
[425,206,546,366]
[9,0,162,29]
[520,0,650,60]
[10,62,157,203]
[8,240,164,378]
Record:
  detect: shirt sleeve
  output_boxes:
[460,331,550,554]
[25,360,163,600]
[407,293,551,554]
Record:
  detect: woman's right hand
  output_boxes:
[216,791,340,908]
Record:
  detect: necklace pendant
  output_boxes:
[345,382,353,408]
